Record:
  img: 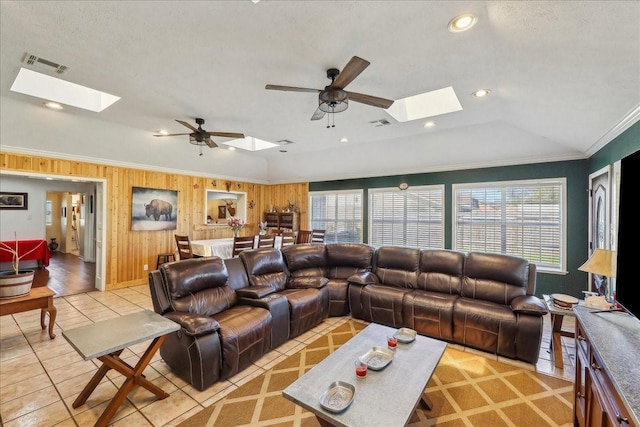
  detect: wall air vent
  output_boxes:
[22,53,68,74]
[276,139,295,145]
[369,118,391,127]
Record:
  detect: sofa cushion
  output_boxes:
[403,291,457,340]
[417,249,464,294]
[240,248,288,292]
[453,297,518,359]
[461,252,531,305]
[282,244,326,272]
[212,305,272,378]
[325,243,375,279]
[373,246,420,289]
[162,257,229,299]
[361,284,411,327]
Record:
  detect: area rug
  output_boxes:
[178,320,574,427]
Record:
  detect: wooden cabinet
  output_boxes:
[574,310,637,427]
[264,212,299,231]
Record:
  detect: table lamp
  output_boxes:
[578,248,617,299]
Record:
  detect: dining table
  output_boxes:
[191,235,282,259]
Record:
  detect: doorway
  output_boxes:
[0,170,106,293]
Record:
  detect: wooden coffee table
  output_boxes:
[0,286,57,339]
[283,322,447,427]
[63,310,180,427]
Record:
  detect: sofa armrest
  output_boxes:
[164,312,220,337]
[236,285,275,299]
[511,295,548,316]
[288,277,329,289]
[347,271,379,286]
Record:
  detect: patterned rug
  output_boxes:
[178,320,574,427]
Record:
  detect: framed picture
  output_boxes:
[0,192,28,210]
[131,187,178,231]
[218,205,226,219]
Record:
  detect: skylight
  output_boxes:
[10,68,120,112]
[385,86,462,122]
[222,136,280,151]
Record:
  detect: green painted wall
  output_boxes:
[310,121,639,299]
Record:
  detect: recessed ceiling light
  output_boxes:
[228,146,236,151]
[472,89,491,97]
[340,137,349,143]
[424,121,435,128]
[448,13,477,32]
[157,129,169,135]
[44,101,63,110]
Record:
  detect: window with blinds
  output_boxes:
[309,190,363,243]
[369,185,444,249]
[453,179,566,272]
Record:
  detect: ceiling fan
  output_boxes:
[154,118,244,151]
[265,56,394,124]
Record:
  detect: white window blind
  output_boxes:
[309,190,363,243]
[453,179,565,272]
[369,185,444,249]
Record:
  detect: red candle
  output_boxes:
[387,335,398,349]
[355,360,367,377]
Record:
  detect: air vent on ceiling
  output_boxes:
[22,53,68,74]
[369,118,391,127]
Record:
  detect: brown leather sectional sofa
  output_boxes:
[149,243,548,390]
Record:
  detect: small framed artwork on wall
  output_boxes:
[0,192,28,210]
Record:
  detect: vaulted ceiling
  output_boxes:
[1,1,638,183]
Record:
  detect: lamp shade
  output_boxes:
[578,248,617,278]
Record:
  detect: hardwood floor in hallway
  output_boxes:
[32,251,96,297]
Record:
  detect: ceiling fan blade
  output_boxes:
[348,92,395,109]
[176,120,198,131]
[207,132,245,139]
[265,84,321,93]
[205,139,218,148]
[311,107,325,121]
[332,56,370,89]
[153,133,191,137]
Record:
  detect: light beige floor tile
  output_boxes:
[0,385,61,422]
[71,396,137,426]
[62,380,119,416]
[3,400,71,427]
[47,359,97,384]
[163,405,206,427]
[126,374,178,409]
[0,356,45,387]
[54,369,106,399]
[110,410,154,426]
[0,372,51,403]
[139,389,198,426]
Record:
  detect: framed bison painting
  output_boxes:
[131,187,178,231]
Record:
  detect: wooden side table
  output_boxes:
[543,294,578,369]
[0,287,57,339]
[63,310,180,427]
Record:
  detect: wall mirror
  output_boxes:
[205,190,247,225]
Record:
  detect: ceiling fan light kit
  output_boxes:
[265,56,393,125]
[154,117,244,155]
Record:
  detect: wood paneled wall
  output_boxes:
[1,152,308,290]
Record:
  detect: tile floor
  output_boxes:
[0,285,576,427]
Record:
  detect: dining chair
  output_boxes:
[175,234,197,260]
[257,234,277,248]
[310,229,326,243]
[232,235,256,257]
[279,231,296,247]
[296,230,312,244]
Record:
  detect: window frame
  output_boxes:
[452,178,567,274]
[368,184,444,249]
[308,189,364,243]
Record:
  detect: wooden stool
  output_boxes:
[156,253,175,269]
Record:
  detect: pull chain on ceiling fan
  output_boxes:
[265,56,394,125]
